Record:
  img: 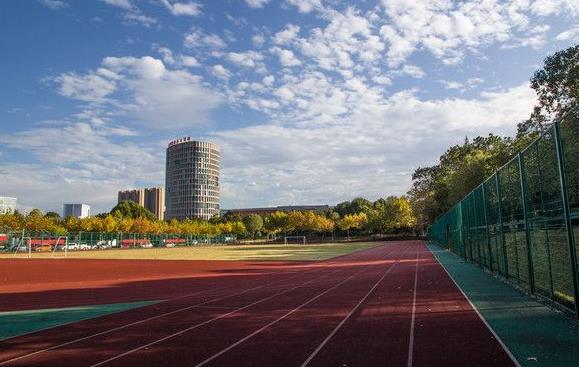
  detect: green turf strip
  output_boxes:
[0,300,159,341]
[429,244,579,367]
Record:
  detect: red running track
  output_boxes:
[0,241,516,367]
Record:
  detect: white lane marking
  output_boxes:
[0,244,392,366]
[299,245,411,367]
[406,243,420,367]
[194,268,374,367]
[428,244,522,367]
[90,268,345,367]
[0,267,324,366]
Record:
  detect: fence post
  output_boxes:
[554,120,579,318]
[495,173,509,277]
[518,153,535,294]
[481,183,493,272]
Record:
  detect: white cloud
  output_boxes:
[184,27,226,49]
[285,0,323,13]
[299,8,384,73]
[245,0,270,8]
[273,24,300,45]
[39,0,68,9]
[530,0,579,17]
[55,72,117,103]
[212,83,536,207]
[0,122,163,213]
[122,12,157,27]
[180,55,200,67]
[252,34,266,48]
[102,0,132,9]
[271,47,302,67]
[159,0,201,16]
[372,75,392,85]
[101,0,158,27]
[396,65,425,79]
[555,27,579,41]
[378,0,566,66]
[228,51,264,68]
[212,64,231,79]
[262,75,275,87]
[54,56,221,129]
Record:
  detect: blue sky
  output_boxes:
[0,0,577,214]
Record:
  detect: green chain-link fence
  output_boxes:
[428,106,579,317]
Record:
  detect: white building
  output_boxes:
[0,197,17,214]
[63,204,90,218]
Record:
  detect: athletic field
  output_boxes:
[1,241,578,366]
[0,242,378,261]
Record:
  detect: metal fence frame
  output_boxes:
[428,106,579,318]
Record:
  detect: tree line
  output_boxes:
[0,196,416,238]
[408,45,578,231]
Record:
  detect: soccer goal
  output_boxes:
[12,237,31,258]
[284,236,306,245]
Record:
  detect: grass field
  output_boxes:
[0,242,379,261]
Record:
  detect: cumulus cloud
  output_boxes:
[212,83,536,207]
[227,51,264,68]
[273,24,300,45]
[555,27,579,41]
[212,64,232,79]
[271,47,302,67]
[0,121,163,213]
[159,0,201,16]
[102,0,132,9]
[184,27,227,49]
[377,0,575,66]
[53,56,221,129]
[285,0,323,13]
[39,0,68,9]
[101,0,158,27]
[245,0,270,8]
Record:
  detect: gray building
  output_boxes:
[0,197,17,214]
[118,187,165,220]
[165,138,220,220]
[63,204,90,218]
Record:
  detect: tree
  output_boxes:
[264,211,289,237]
[44,211,61,220]
[518,45,579,137]
[110,200,156,220]
[243,214,263,238]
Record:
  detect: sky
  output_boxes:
[0,0,578,214]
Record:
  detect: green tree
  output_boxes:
[110,200,156,221]
[518,44,579,138]
[44,211,61,220]
[243,214,263,238]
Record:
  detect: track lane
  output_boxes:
[298,241,420,367]
[0,243,394,367]
[411,246,516,367]
[88,244,402,367]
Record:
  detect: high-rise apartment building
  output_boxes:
[165,138,220,220]
[0,197,17,214]
[144,187,164,220]
[118,189,145,206]
[117,187,165,220]
[63,204,90,218]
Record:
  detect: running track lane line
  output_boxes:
[0,264,342,366]
[90,268,363,367]
[0,244,393,366]
[405,242,420,367]
[429,245,521,367]
[0,242,379,344]
[299,243,413,367]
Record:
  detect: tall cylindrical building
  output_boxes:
[165,138,220,220]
